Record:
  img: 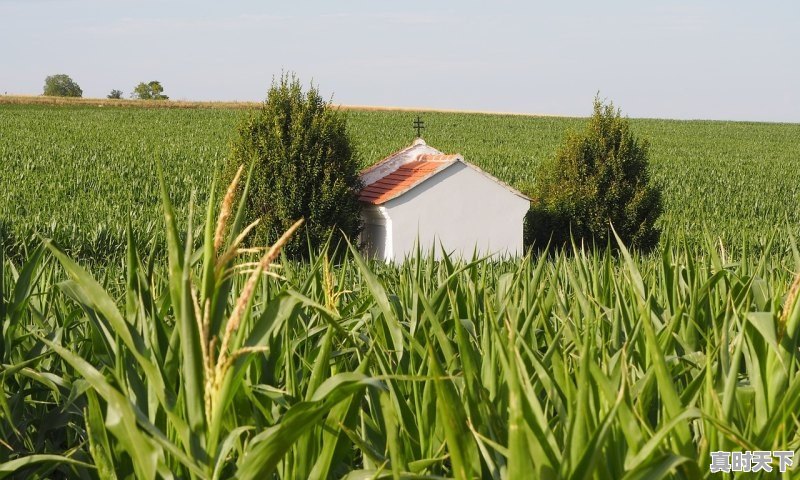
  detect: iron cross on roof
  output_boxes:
[413,115,425,138]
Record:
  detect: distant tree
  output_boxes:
[223,74,362,258]
[526,97,662,252]
[43,74,82,97]
[107,89,123,99]
[131,83,150,100]
[131,81,168,100]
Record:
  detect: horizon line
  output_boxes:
[1,94,797,125]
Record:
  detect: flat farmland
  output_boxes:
[1,103,799,260]
[4,101,800,478]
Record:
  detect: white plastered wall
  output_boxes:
[382,162,530,262]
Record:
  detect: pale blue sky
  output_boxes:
[1,1,798,122]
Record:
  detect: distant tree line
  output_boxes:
[42,74,169,101]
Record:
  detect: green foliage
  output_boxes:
[5,74,800,480]
[107,89,123,99]
[527,98,663,252]
[132,81,168,100]
[2,103,800,263]
[225,74,362,258]
[42,74,82,97]
[5,208,800,477]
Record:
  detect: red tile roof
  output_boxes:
[359,140,531,206]
[358,160,454,205]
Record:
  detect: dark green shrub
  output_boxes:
[526,97,662,252]
[224,74,362,258]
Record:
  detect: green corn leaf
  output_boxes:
[212,426,254,480]
[10,243,45,323]
[348,240,404,361]
[41,338,167,480]
[85,389,118,480]
[426,346,478,480]
[308,356,372,480]
[179,199,208,465]
[620,454,693,480]
[380,389,407,479]
[237,373,381,480]
[0,455,95,479]
[45,242,176,414]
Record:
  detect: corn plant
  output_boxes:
[4,169,800,477]
[10,168,379,479]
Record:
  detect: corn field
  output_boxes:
[2,102,800,478]
[2,104,800,261]
[2,162,800,478]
